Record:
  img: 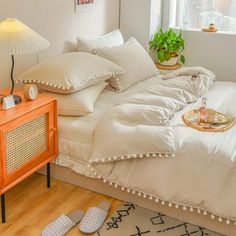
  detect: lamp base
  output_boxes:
[13,95,22,104]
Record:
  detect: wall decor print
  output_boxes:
[75,0,95,12]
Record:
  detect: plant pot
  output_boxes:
[159,56,178,66]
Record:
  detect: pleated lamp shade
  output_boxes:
[0,18,49,55]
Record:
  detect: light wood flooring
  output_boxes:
[0,174,122,236]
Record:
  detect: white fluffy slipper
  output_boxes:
[42,210,84,236]
[79,201,111,234]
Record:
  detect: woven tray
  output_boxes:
[156,63,182,70]
[202,28,217,32]
[182,109,235,132]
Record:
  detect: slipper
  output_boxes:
[42,210,84,236]
[79,201,111,234]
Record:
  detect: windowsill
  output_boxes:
[172,27,236,37]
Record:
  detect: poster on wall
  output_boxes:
[75,0,95,12]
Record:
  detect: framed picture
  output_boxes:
[75,0,95,12]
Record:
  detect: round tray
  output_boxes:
[156,63,182,70]
[182,109,234,132]
[202,28,218,32]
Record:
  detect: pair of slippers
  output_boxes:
[42,201,111,236]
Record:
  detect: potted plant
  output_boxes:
[149,28,185,66]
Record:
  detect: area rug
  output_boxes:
[96,203,224,236]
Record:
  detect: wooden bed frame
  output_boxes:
[39,163,236,236]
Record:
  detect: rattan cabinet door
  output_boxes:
[0,101,57,189]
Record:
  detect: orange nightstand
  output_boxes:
[0,89,58,223]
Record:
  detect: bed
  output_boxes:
[17,32,234,235]
[39,75,236,236]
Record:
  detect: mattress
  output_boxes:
[57,76,162,176]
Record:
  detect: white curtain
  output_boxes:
[176,0,236,32]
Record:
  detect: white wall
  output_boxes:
[120,0,151,50]
[0,0,119,88]
[120,0,162,50]
[183,30,236,82]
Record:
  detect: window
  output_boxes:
[168,0,236,33]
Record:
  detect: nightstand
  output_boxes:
[0,89,58,223]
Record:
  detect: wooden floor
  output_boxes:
[0,174,122,236]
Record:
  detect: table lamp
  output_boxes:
[0,18,49,104]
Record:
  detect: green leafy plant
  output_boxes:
[149,28,185,64]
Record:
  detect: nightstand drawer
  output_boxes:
[0,101,57,189]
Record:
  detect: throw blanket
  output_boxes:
[90,67,215,164]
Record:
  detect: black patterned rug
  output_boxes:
[96,203,224,236]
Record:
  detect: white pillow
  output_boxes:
[77,29,124,54]
[43,82,107,116]
[96,37,159,92]
[16,52,123,94]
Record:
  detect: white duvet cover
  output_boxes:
[90,67,215,164]
[58,68,236,224]
[57,76,164,176]
[88,69,236,225]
